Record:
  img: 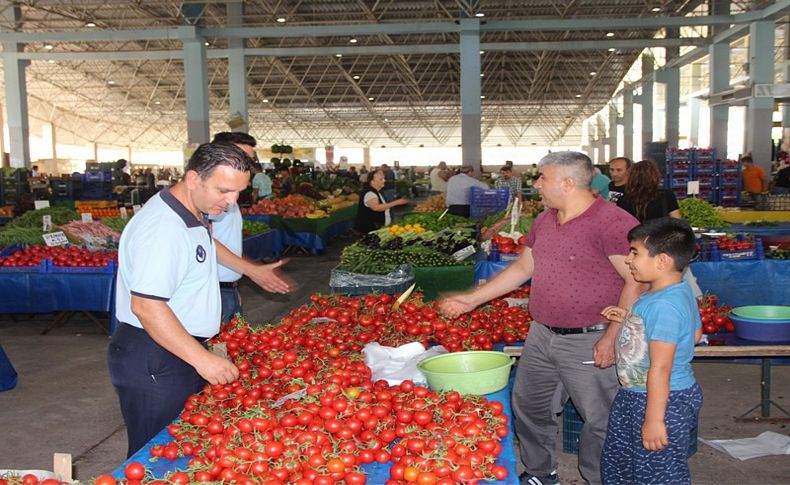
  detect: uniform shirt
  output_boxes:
[429,167,448,193]
[116,188,220,338]
[446,173,489,206]
[524,197,638,327]
[743,165,766,193]
[252,172,272,199]
[210,204,243,283]
[615,281,700,391]
[494,175,522,202]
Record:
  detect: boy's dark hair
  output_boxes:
[212,131,257,148]
[627,217,697,271]
[185,142,251,179]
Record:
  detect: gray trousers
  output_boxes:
[512,322,619,485]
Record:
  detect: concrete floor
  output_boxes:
[1,229,789,483]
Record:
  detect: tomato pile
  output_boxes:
[0,245,117,269]
[698,294,734,334]
[707,236,755,251]
[0,475,67,485]
[490,234,526,255]
[77,207,121,218]
[108,289,532,484]
[243,195,317,218]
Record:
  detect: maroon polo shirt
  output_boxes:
[524,197,639,328]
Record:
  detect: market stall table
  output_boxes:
[246,206,357,255]
[242,229,282,261]
[112,385,520,484]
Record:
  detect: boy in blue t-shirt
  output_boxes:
[599,217,703,485]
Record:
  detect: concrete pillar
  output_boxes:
[181,26,210,144]
[664,28,680,149]
[709,0,730,159]
[0,103,5,162]
[782,22,790,143]
[50,123,57,159]
[596,114,606,164]
[607,105,618,160]
[2,3,30,169]
[689,98,701,148]
[227,1,248,133]
[745,20,775,169]
[622,89,634,159]
[641,54,654,159]
[459,19,482,177]
[363,147,371,168]
[128,146,133,164]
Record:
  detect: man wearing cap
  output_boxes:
[109,142,293,458]
[445,165,489,217]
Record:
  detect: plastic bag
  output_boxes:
[330,264,415,295]
[363,342,447,386]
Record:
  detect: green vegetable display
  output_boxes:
[8,207,79,229]
[0,226,47,247]
[766,248,790,260]
[243,220,270,237]
[340,243,470,274]
[400,212,472,231]
[99,217,131,233]
[678,198,724,228]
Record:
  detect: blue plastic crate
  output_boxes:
[562,400,698,456]
[82,171,112,183]
[470,187,509,220]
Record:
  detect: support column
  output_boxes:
[782,22,790,147]
[128,146,133,164]
[607,105,618,160]
[622,89,634,159]
[664,28,680,149]
[362,147,371,168]
[227,1,248,133]
[710,0,730,158]
[596,114,606,164]
[459,19,482,177]
[745,20,775,170]
[50,123,57,159]
[2,3,30,169]
[641,54,654,159]
[0,103,5,163]
[689,98,701,147]
[181,26,210,144]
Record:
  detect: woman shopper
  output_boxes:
[616,160,682,222]
[354,169,408,234]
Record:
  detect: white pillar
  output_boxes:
[622,89,634,159]
[641,54,654,159]
[181,26,210,144]
[459,19,482,177]
[2,4,30,169]
[227,1,248,133]
[745,20,775,169]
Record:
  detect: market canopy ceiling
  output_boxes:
[0,0,778,151]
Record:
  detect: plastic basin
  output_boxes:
[730,305,790,321]
[728,313,790,342]
[417,351,514,395]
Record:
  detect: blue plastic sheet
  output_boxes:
[242,229,283,260]
[690,260,790,307]
[112,386,519,484]
[280,230,326,254]
[0,342,18,392]
[723,223,790,236]
[0,271,115,313]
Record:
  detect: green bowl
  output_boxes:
[417,351,514,395]
[730,305,790,321]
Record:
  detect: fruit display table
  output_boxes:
[112,384,520,484]
[244,206,357,255]
[242,229,282,261]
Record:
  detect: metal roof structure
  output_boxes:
[0,0,783,151]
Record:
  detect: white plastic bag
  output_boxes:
[363,342,447,386]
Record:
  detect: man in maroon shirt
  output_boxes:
[441,151,643,485]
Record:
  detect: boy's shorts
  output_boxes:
[601,383,703,485]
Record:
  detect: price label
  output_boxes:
[34,200,51,210]
[120,207,128,219]
[452,245,476,261]
[42,215,52,232]
[133,204,142,214]
[81,212,93,223]
[687,181,700,195]
[43,231,69,247]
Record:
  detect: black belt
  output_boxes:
[543,323,608,335]
[219,281,239,288]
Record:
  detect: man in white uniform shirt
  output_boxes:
[446,165,489,217]
[109,142,293,457]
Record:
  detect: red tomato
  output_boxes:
[124,462,146,481]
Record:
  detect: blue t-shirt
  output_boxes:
[615,281,700,391]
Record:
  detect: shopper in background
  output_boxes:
[277,166,295,197]
[608,157,631,203]
[354,169,408,234]
[381,164,397,201]
[600,217,703,485]
[616,160,681,222]
[31,165,40,177]
[741,156,768,201]
[772,163,790,194]
[109,142,293,457]
[251,163,272,200]
[590,167,611,199]
[445,165,489,217]
[440,151,643,485]
[495,165,523,204]
[429,161,451,195]
[210,131,258,324]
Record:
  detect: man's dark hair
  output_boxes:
[610,156,632,168]
[627,217,697,271]
[741,155,753,164]
[500,165,512,172]
[212,132,257,148]
[185,142,251,179]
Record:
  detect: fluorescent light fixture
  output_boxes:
[576,94,582,98]
[368,97,374,101]
[263,99,269,103]
[475,13,485,18]
[589,71,597,76]
[608,47,616,52]
[107,80,116,85]
[47,59,55,64]
[480,95,486,99]
[204,41,210,46]
[479,50,485,54]
[44,44,54,50]
[606,32,614,37]
[335,54,342,58]
[85,21,96,28]
[154,101,161,105]
[276,17,286,23]
[480,73,485,77]
[349,38,357,44]
[352,75,360,80]
[651,7,661,12]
